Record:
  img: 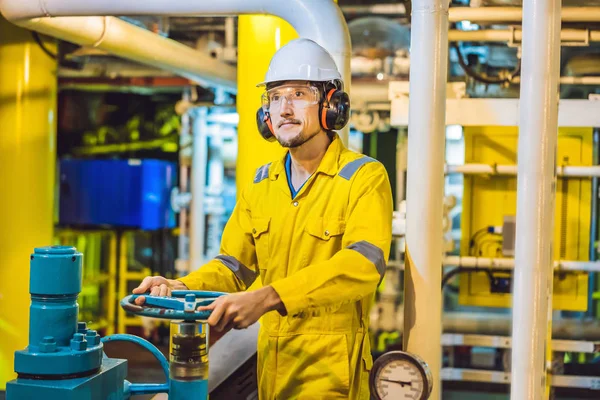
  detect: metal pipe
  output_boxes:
[0,15,237,92]
[189,108,209,272]
[177,112,191,275]
[449,28,600,43]
[399,311,600,340]
[444,256,600,273]
[449,7,600,23]
[224,17,235,49]
[510,0,561,397]
[341,4,407,16]
[589,130,600,317]
[403,0,449,397]
[446,164,600,177]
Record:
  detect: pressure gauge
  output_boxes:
[369,350,433,400]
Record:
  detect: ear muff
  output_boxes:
[319,88,350,131]
[256,107,276,142]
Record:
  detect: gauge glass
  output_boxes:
[375,358,425,400]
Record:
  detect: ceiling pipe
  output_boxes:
[449,28,600,43]
[449,6,600,23]
[446,164,600,177]
[0,0,351,107]
[444,256,600,273]
[0,15,238,93]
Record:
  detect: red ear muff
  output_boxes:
[321,89,336,130]
[319,88,350,131]
[256,107,276,142]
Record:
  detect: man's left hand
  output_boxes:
[197,286,285,332]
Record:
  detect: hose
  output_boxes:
[453,42,521,85]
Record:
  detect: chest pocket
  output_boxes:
[251,217,270,268]
[305,217,346,240]
[303,217,346,266]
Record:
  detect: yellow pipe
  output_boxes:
[107,232,117,336]
[235,16,297,194]
[0,17,57,389]
[117,233,128,334]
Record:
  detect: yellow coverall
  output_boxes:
[179,133,393,399]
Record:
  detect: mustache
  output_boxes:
[278,119,301,128]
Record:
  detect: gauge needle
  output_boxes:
[381,378,412,386]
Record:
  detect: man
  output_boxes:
[133,38,392,399]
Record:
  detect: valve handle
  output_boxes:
[120,290,227,321]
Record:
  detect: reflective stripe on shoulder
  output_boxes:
[253,163,271,184]
[347,241,385,280]
[215,255,258,288]
[338,156,377,180]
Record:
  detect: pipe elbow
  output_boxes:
[270,0,351,77]
[0,0,48,22]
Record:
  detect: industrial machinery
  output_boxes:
[59,159,177,231]
[6,245,223,400]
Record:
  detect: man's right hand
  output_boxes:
[132,276,188,305]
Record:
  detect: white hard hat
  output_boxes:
[257,38,342,87]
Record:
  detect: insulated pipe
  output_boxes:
[444,256,600,273]
[0,15,237,92]
[190,108,209,272]
[446,164,600,177]
[510,0,561,397]
[449,7,600,23]
[398,311,600,340]
[448,28,600,43]
[403,0,449,398]
[0,0,352,141]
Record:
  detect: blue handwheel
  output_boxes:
[120,290,227,321]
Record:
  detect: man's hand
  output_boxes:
[197,286,285,332]
[132,276,188,305]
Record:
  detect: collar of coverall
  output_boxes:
[268,132,344,181]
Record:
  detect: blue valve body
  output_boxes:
[8,245,218,400]
[29,246,81,348]
[13,246,104,377]
[7,246,128,400]
[7,358,127,400]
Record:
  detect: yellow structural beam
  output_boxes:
[0,17,57,389]
[235,16,297,194]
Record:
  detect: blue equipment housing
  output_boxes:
[58,159,177,230]
[7,246,128,399]
[7,245,222,400]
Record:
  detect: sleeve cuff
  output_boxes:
[176,275,206,291]
[270,278,309,316]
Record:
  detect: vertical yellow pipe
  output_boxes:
[0,17,57,389]
[236,16,297,194]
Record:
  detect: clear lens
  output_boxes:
[262,85,320,112]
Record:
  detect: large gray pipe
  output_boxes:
[398,311,600,341]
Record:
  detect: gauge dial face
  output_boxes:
[370,351,432,400]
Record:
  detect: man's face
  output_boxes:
[265,81,323,148]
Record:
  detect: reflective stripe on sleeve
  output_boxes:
[347,241,386,279]
[215,255,258,287]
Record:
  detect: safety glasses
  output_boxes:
[261,85,320,112]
